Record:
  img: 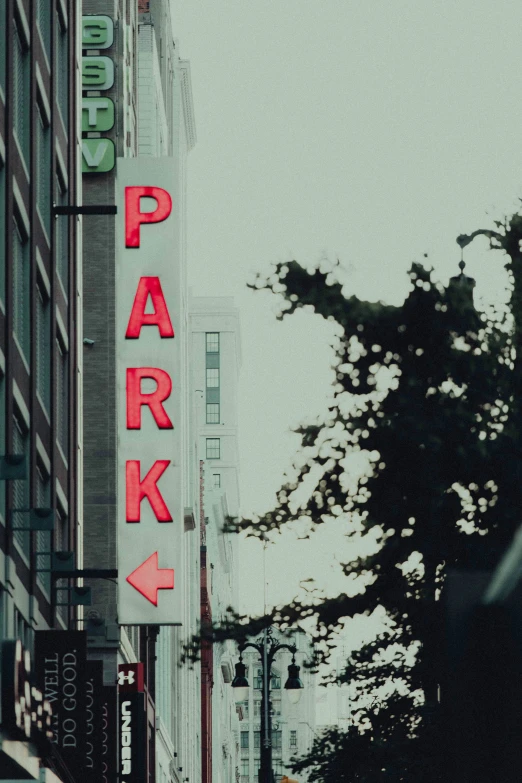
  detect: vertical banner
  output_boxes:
[34,631,87,779]
[86,661,103,779]
[119,692,147,783]
[115,159,183,625]
[101,686,118,783]
[85,661,117,782]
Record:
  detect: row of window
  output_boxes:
[240,731,283,750]
[240,699,282,720]
[205,333,220,424]
[13,217,69,441]
[11,408,68,601]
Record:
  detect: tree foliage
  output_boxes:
[199,212,522,781]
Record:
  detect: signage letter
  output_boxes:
[126,368,173,430]
[125,187,172,248]
[82,16,114,49]
[126,460,172,522]
[82,57,115,90]
[125,277,174,339]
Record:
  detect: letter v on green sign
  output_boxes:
[82,139,115,173]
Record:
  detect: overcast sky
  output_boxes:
[174,0,522,717]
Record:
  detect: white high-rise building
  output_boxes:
[190,295,242,783]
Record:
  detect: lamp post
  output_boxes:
[232,627,304,783]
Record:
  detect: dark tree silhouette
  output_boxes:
[191,212,522,781]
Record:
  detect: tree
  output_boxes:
[195,212,522,781]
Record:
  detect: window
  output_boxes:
[55,13,68,124]
[12,416,29,557]
[0,0,5,94]
[36,106,51,236]
[212,473,221,489]
[12,219,30,360]
[0,373,5,522]
[240,731,249,749]
[36,286,51,411]
[273,760,284,778]
[239,701,249,720]
[206,368,219,388]
[35,465,51,594]
[55,176,68,291]
[54,507,68,552]
[206,332,219,353]
[254,700,261,718]
[254,732,260,750]
[206,403,219,424]
[206,438,220,460]
[36,0,51,53]
[56,340,68,456]
[254,669,263,690]
[241,760,249,776]
[290,730,297,747]
[271,731,282,751]
[0,160,5,305]
[13,22,29,161]
[272,698,281,717]
[55,506,68,622]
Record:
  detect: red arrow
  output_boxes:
[126,552,174,605]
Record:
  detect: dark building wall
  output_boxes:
[81,0,129,626]
[0,0,79,632]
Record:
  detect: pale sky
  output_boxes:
[174,1,521,706]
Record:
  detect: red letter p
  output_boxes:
[125,186,172,248]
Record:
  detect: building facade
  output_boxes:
[0,4,253,783]
[81,2,198,783]
[0,0,82,777]
[190,295,242,783]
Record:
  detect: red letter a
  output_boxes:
[126,460,172,522]
[126,277,174,339]
[127,368,173,429]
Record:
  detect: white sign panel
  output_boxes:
[116,158,183,625]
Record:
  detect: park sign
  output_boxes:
[81,16,115,174]
[115,158,183,625]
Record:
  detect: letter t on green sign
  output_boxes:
[82,98,115,132]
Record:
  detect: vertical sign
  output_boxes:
[116,159,183,625]
[119,692,147,783]
[34,631,87,780]
[81,16,116,173]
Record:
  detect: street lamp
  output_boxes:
[232,628,304,783]
[232,658,249,703]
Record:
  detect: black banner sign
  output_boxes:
[101,685,117,783]
[34,630,87,780]
[85,662,117,783]
[86,661,103,781]
[119,692,147,783]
